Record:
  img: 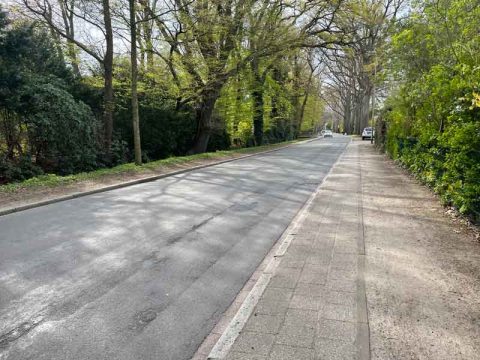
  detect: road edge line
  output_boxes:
[0,138,318,217]
[206,139,351,360]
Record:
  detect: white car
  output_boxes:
[323,130,333,138]
[362,127,374,140]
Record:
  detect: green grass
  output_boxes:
[0,141,299,193]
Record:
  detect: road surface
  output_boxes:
[0,137,349,360]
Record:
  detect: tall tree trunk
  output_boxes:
[344,91,352,134]
[361,91,371,131]
[190,88,221,154]
[130,0,142,165]
[354,102,361,134]
[298,68,315,133]
[298,92,309,131]
[46,8,65,64]
[66,40,81,78]
[291,56,302,138]
[252,84,264,146]
[143,12,154,71]
[270,67,283,140]
[102,0,114,155]
[57,1,81,77]
[66,2,80,77]
[251,59,264,146]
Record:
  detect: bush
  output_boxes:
[385,115,480,222]
[0,156,44,184]
[18,82,98,175]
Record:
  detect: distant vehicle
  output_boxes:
[323,130,333,138]
[362,127,374,140]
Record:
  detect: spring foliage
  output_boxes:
[383,0,480,220]
[0,4,323,183]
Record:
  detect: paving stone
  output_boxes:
[333,237,357,247]
[316,319,356,343]
[286,245,313,258]
[245,314,284,334]
[231,331,275,355]
[269,267,301,288]
[298,271,328,285]
[309,248,334,257]
[269,275,299,289]
[284,309,318,328]
[320,303,355,322]
[255,299,290,316]
[305,254,331,265]
[324,290,356,306]
[333,245,357,254]
[329,261,357,272]
[314,338,356,360]
[261,287,293,303]
[225,351,267,360]
[315,226,336,237]
[311,242,334,252]
[303,264,329,273]
[280,257,305,269]
[268,344,315,360]
[294,283,326,298]
[275,267,302,277]
[298,219,322,230]
[328,269,357,281]
[275,324,316,348]
[293,229,321,239]
[293,234,317,247]
[289,294,323,311]
[326,278,357,293]
[330,253,357,266]
[293,238,315,247]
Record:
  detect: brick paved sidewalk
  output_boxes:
[207,141,370,360]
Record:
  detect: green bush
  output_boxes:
[386,115,480,221]
[19,82,98,175]
[0,156,44,183]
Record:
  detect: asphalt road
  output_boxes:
[0,137,349,360]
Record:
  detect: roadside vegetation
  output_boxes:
[379,0,480,221]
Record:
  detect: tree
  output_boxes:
[0,12,97,180]
[129,0,142,165]
[320,0,405,134]
[21,0,115,155]
[382,0,480,219]
[142,0,347,152]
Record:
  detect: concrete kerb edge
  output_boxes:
[206,138,351,360]
[0,138,319,217]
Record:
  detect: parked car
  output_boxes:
[323,130,333,138]
[362,127,374,140]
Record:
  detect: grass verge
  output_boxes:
[0,140,300,193]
